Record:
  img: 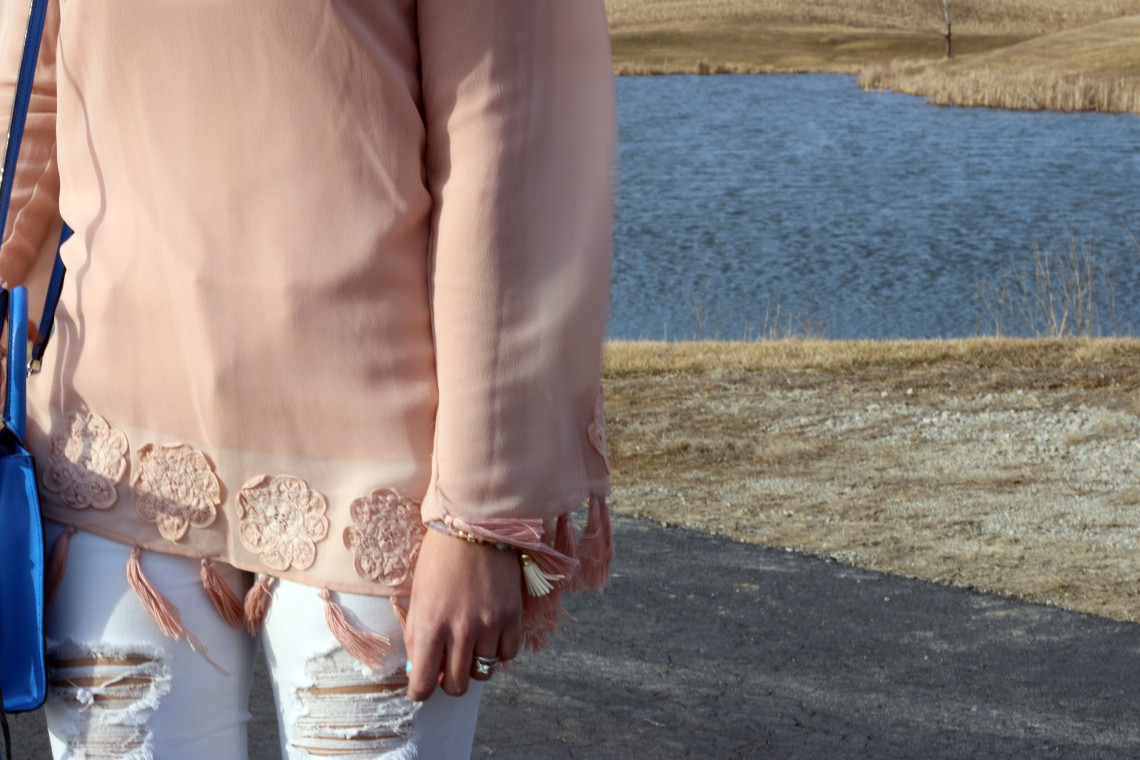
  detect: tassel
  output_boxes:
[520,554,558,597]
[576,494,613,591]
[45,526,76,610]
[521,589,568,653]
[243,573,276,635]
[126,547,185,638]
[321,588,392,670]
[554,513,582,592]
[390,595,409,630]
[125,547,225,672]
[554,512,578,558]
[200,559,244,630]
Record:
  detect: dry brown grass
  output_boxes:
[607,1,1140,81]
[607,0,1140,36]
[859,17,1140,112]
[610,23,1011,75]
[604,336,1140,377]
[602,337,1140,621]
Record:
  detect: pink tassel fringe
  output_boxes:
[243,573,276,635]
[521,589,569,653]
[554,512,578,565]
[555,513,584,593]
[44,526,76,610]
[576,494,613,591]
[390,595,409,630]
[125,547,225,672]
[200,559,244,630]
[321,588,392,670]
[126,547,186,638]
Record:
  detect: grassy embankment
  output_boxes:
[602,336,1140,500]
[608,0,1140,112]
[601,337,1140,620]
[603,335,1140,378]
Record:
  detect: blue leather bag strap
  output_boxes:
[0,0,50,217]
[30,227,68,373]
[3,286,29,443]
[1,0,68,377]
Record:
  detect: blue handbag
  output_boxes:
[0,286,47,718]
[0,0,68,750]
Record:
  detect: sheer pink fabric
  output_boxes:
[0,0,613,600]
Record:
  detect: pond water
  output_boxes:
[611,74,1140,340]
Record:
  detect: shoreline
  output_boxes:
[604,336,1140,375]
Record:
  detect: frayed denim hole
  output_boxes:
[47,641,171,760]
[290,649,419,759]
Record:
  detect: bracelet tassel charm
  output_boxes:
[520,553,559,597]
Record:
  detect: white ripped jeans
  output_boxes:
[42,523,483,760]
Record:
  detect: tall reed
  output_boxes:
[859,64,1140,113]
[683,282,828,342]
[974,230,1127,339]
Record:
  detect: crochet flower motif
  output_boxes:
[587,388,610,473]
[42,412,128,509]
[133,443,221,542]
[237,474,329,571]
[343,488,425,586]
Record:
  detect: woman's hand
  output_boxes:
[405,527,523,701]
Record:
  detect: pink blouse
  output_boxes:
[0,0,614,622]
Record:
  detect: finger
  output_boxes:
[497,615,522,665]
[443,626,476,697]
[406,630,446,702]
[470,629,502,682]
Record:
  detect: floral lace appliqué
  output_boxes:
[42,412,129,509]
[133,443,221,542]
[343,488,425,586]
[587,388,610,473]
[237,474,330,571]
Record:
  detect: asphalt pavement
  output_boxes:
[10,516,1140,758]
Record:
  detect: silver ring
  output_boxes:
[472,655,500,677]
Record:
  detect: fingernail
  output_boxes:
[405,660,413,674]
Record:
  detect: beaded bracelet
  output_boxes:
[427,520,555,596]
[428,520,512,550]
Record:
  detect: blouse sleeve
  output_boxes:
[416,0,615,524]
[0,0,60,289]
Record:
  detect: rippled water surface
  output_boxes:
[611,74,1140,340]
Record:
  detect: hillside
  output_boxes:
[607,0,1140,111]
[859,16,1140,112]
